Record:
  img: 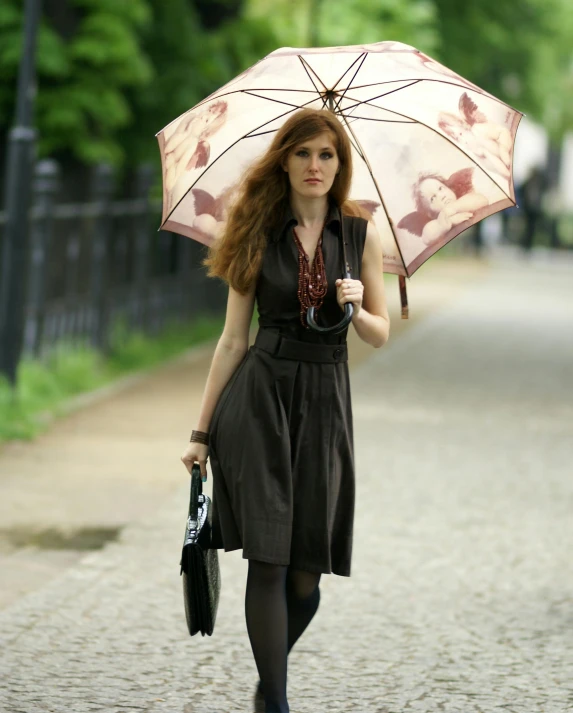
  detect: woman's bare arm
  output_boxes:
[351,220,390,348]
[195,283,256,432]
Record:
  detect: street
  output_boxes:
[1,255,572,712]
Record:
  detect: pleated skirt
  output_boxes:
[208,328,355,576]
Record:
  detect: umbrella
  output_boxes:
[156,40,522,321]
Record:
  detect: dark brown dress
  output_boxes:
[208,200,368,576]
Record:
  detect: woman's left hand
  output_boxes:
[335,278,364,318]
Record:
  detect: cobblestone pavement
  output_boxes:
[1,258,572,712]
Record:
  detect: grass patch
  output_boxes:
[0,314,226,443]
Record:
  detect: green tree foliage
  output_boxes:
[528,1,573,143]
[2,0,571,170]
[246,0,438,53]
[432,0,573,141]
[120,0,280,165]
[0,0,152,165]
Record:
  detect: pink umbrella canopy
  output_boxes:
[156,40,521,287]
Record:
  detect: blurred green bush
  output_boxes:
[0,314,226,442]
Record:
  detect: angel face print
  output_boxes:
[163,101,228,198]
[398,168,489,246]
[438,93,512,181]
[419,178,457,213]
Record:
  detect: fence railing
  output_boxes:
[0,160,227,367]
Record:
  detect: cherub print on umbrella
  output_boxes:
[162,101,228,219]
[438,93,514,184]
[189,186,236,243]
[397,168,489,250]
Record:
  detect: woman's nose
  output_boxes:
[309,155,320,171]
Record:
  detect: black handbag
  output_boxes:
[179,463,221,636]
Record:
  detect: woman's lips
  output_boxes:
[305,179,321,183]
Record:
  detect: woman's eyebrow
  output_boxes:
[297,145,334,151]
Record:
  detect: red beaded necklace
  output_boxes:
[292,219,328,329]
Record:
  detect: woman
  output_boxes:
[180,108,390,713]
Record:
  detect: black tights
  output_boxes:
[245,560,322,713]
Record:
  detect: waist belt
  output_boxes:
[254,329,348,364]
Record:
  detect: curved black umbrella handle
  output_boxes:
[307,203,354,335]
[306,267,354,334]
[307,301,353,334]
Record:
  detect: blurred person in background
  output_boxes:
[520,166,546,252]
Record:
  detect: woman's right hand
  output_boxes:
[181,442,209,481]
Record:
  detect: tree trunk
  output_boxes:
[193,0,243,29]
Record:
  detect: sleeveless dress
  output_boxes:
[208,200,368,577]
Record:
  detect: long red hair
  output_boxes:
[202,108,368,294]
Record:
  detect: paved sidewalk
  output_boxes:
[1,256,572,712]
[0,258,486,610]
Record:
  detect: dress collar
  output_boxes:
[270,197,341,243]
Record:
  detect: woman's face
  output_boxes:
[419,178,456,214]
[283,132,340,199]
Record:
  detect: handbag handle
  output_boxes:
[189,463,203,521]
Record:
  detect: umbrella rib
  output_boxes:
[334,54,369,112]
[241,90,317,111]
[345,132,366,160]
[331,53,367,93]
[298,56,327,92]
[340,81,421,113]
[341,77,472,92]
[339,93,514,201]
[241,94,323,138]
[246,129,281,138]
[340,114,409,275]
[338,116,416,123]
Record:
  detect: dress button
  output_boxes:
[333,348,343,360]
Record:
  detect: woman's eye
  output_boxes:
[321,152,333,159]
[296,150,308,157]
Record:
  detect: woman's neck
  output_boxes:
[289,194,329,229]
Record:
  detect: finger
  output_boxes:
[197,460,208,482]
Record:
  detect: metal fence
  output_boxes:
[0,159,227,365]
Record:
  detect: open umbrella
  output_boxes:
[156,40,522,322]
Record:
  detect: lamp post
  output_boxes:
[0,0,42,386]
